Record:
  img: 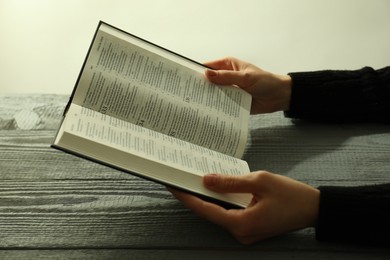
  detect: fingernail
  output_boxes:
[206,69,217,77]
[204,174,219,187]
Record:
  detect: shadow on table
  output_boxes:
[243,119,390,175]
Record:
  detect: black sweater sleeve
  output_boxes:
[316,184,390,246]
[285,66,390,123]
[285,66,390,245]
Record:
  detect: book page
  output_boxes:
[60,104,250,176]
[71,23,251,158]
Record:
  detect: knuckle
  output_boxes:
[236,236,256,245]
[227,213,263,245]
[253,170,272,182]
[241,70,252,79]
[232,225,251,238]
[229,216,252,239]
[222,56,233,66]
[237,70,255,87]
[232,227,254,245]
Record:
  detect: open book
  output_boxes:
[52,21,252,207]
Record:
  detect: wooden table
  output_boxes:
[1,95,389,259]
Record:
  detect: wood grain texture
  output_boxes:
[0,94,67,130]
[1,249,390,260]
[1,110,390,258]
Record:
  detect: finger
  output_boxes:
[203,174,259,194]
[168,187,241,229]
[205,69,252,88]
[203,57,235,71]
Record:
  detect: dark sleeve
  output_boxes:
[316,184,390,246]
[285,67,390,245]
[285,66,390,123]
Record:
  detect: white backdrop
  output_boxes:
[1,0,389,94]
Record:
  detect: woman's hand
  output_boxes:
[169,171,320,245]
[204,57,292,114]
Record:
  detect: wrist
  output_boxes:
[308,188,320,227]
[278,74,292,111]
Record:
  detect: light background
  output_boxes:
[1,0,389,94]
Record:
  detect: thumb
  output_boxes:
[203,174,257,194]
[205,69,250,87]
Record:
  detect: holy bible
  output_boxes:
[52,21,252,207]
